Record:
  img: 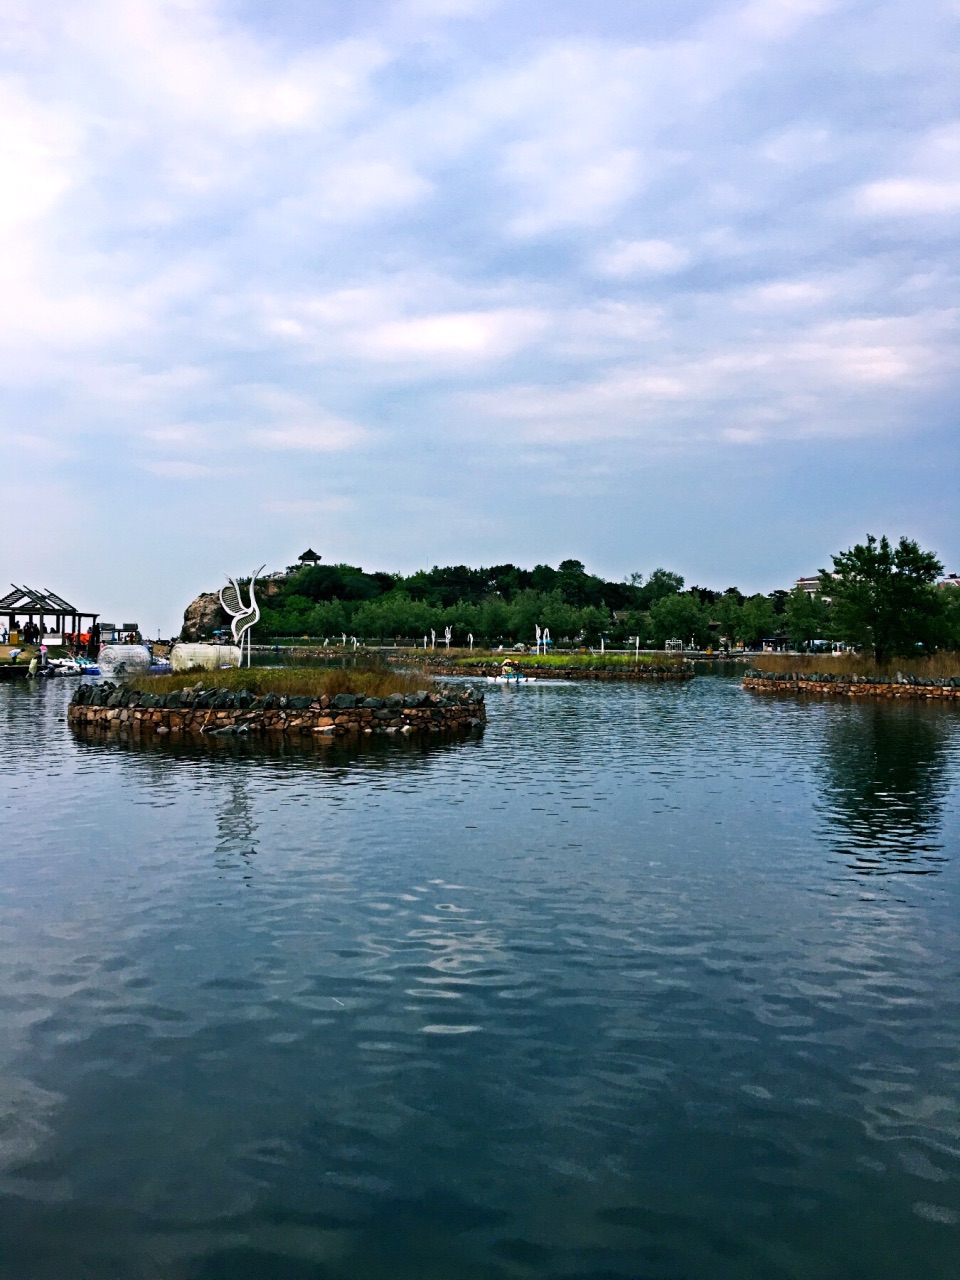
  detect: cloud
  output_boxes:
[260,496,353,516]
[594,239,691,277]
[248,414,371,452]
[357,308,547,360]
[465,309,957,446]
[857,179,960,216]
[142,459,214,479]
[1,0,958,619]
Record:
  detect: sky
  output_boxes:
[2,0,958,634]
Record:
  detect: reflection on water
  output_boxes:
[818,701,952,874]
[1,677,959,1279]
[215,774,260,869]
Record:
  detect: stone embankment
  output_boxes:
[69,683,486,738]
[743,670,960,701]
[398,659,694,683]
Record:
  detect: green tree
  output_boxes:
[479,595,511,646]
[942,584,960,650]
[649,593,709,648]
[714,591,744,646]
[636,568,684,610]
[576,604,610,645]
[784,586,829,649]
[822,535,945,664]
[739,594,779,646]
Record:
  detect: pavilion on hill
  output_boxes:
[297,548,322,565]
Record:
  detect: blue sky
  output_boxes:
[2,0,958,633]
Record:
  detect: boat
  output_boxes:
[487,661,537,684]
[46,658,84,676]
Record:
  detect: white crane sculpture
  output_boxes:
[220,565,264,668]
[444,626,452,649]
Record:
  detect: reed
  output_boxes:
[752,652,960,679]
[142,666,426,699]
[450,652,686,670]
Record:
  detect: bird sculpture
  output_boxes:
[220,565,265,667]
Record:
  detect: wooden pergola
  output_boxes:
[0,585,99,638]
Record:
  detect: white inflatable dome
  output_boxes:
[170,642,242,672]
[98,644,153,678]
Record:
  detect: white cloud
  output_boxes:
[464,309,956,445]
[248,416,371,452]
[63,0,387,137]
[594,239,691,277]
[142,459,214,479]
[357,308,547,360]
[735,279,833,309]
[732,0,837,42]
[857,179,960,216]
[0,82,79,235]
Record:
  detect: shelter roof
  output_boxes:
[0,584,86,612]
[298,548,321,563]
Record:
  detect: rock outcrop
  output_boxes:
[180,592,229,642]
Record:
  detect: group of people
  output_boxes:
[13,620,45,645]
[0,620,102,658]
[66,623,101,658]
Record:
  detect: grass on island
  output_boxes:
[448,651,687,670]
[752,652,960,680]
[142,665,427,700]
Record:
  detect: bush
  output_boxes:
[143,665,426,699]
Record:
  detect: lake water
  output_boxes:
[1,675,959,1279]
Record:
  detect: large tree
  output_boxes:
[739,594,779,646]
[784,585,829,649]
[822,535,945,664]
[649,593,710,648]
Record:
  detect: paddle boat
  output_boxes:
[487,661,537,684]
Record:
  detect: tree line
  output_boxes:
[252,539,960,658]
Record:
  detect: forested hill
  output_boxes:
[251,558,788,648]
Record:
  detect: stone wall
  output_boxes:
[743,670,960,701]
[69,682,486,738]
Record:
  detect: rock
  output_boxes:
[180,592,230,642]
